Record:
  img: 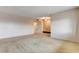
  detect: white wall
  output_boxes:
[0,12,33,39]
[33,20,42,33]
[51,8,79,42]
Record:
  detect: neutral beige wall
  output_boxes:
[43,19,51,32]
[0,11,33,39]
[33,20,42,33]
[51,8,79,42]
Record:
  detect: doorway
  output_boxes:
[33,17,51,37]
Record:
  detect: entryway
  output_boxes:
[33,17,51,37]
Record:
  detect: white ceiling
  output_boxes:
[0,6,77,18]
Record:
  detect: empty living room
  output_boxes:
[0,6,79,53]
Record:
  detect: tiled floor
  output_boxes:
[0,33,79,53]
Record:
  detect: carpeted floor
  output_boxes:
[0,33,79,53]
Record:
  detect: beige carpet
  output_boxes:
[0,33,79,53]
